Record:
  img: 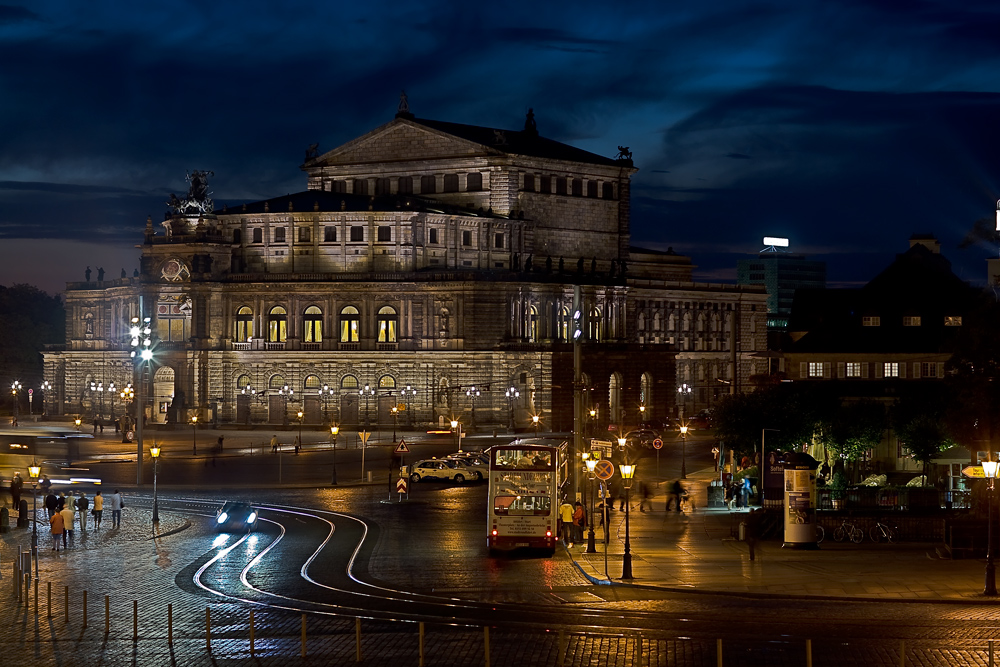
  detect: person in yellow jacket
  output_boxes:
[49,510,65,551]
[92,490,104,529]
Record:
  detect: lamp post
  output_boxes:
[400,384,416,428]
[97,381,105,421]
[74,418,81,431]
[679,424,688,479]
[589,408,596,438]
[108,381,116,423]
[619,460,636,579]
[11,380,21,426]
[190,415,198,455]
[505,386,519,431]
[297,410,304,451]
[278,384,294,426]
[150,446,160,523]
[638,404,646,428]
[29,462,39,578]
[40,380,51,417]
[320,383,333,425]
[985,457,998,596]
[130,313,152,486]
[466,386,480,429]
[359,384,375,428]
[391,406,399,442]
[584,455,597,553]
[330,425,339,485]
[532,414,540,439]
[451,418,462,452]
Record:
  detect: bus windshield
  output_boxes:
[491,448,553,470]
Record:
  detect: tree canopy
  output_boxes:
[0,283,64,389]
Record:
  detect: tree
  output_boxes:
[712,383,828,462]
[818,399,886,482]
[893,392,956,480]
[0,284,64,391]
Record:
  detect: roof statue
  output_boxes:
[396,90,413,119]
[167,170,215,216]
[305,143,319,161]
[616,146,633,161]
[524,108,538,136]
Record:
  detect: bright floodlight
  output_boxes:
[763,237,789,247]
[140,349,153,361]
[985,460,999,478]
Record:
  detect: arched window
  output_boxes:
[588,308,602,342]
[653,312,662,331]
[303,374,321,390]
[234,306,253,341]
[304,306,323,342]
[378,375,396,389]
[640,373,652,408]
[557,306,570,342]
[682,312,692,332]
[608,373,623,427]
[268,306,287,342]
[340,306,360,342]
[269,374,286,390]
[236,374,251,390]
[637,313,646,331]
[377,306,398,343]
[528,305,539,342]
[341,375,359,389]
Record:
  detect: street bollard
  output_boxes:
[419,622,425,667]
[806,639,812,667]
[301,613,307,657]
[15,558,20,602]
[899,639,905,667]
[557,630,567,667]
[484,626,491,667]
[168,603,173,644]
[717,638,723,667]
[249,609,254,657]
[355,617,362,662]
[133,600,138,640]
[105,595,109,635]
[47,582,51,618]
[206,607,211,653]
[24,573,29,609]
[83,590,87,628]
[63,586,68,624]
[34,576,38,614]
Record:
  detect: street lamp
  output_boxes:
[297,410,304,451]
[589,407,596,438]
[130,313,152,486]
[40,381,51,417]
[465,386,480,428]
[150,446,161,523]
[391,406,399,442]
[638,404,646,428]
[451,418,462,452]
[679,424,689,479]
[619,460,636,579]
[11,380,22,426]
[984,457,998,596]
[74,418,82,431]
[359,384,375,428]
[584,455,597,553]
[96,381,105,422]
[532,414,540,438]
[330,425,339,485]
[320,383,333,425]
[677,383,692,422]
[29,462,39,578]
[191,415,198,455]
[108,381,116,423]
[400,384,416,428]
[505,386,519,431]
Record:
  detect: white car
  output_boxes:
[409,459,468,484]
[444,454,488,480]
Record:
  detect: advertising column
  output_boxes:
[782,452,819,549]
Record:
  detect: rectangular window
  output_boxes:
[571,179,583,196]
[884,362,899,378]
[494,233,504,249]
[274,227,286,243]
[920,362,938,378]
[420,175,436,194]
[377,226,391,242]
[462,230,472,246]
[602,182,614,199]
[862,316,881,327]
[350,226,363,242]
[252,228,263,243]
[332,180,346,193]
[555,177,567,195]
[324,226,336,242]
[397,176,413,194]
[523,174,534,192]
[466,172,483,191]
[944,316,962,326]
[846,362,862,378]
[808,362,823,378]
[375,178,391,195]
[298,227,310,243]
[903,316,921,326]
[429,228,439,244]
[586,180,598,198]
[353,179,368,195]
[539,176,551,194]
[443,174,459,192]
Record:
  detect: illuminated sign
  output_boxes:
[763,237,789,247]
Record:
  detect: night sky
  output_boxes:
[3,1,1000,295]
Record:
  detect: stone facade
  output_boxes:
[43,110,767,431]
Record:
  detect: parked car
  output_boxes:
[625,429,661,449]
[409,459,468,484]
[215,501,258,533]
[444,453,488,480]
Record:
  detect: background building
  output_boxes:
[737,238,826,332]
[43,103,768,432]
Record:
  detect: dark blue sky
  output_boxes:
[3,0,1000,294]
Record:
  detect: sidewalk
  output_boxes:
[567,466,993,602]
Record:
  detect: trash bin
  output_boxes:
[0,507,8,533]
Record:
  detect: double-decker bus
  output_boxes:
[486,441,563,556]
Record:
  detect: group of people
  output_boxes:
[46,489,123,551]
[557,498,587,547]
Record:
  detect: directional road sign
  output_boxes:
[394,438,410,454]
[652,438,663,450]
[594,459,615,481]
[962,465,985,479]
[396,478,408,494]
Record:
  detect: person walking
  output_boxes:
[55,491,66,512]
[572,501,586,544]
[558,497,574,546]
[666,479,685,512]
[10,472,22,516]
[639,481,652,512]
[76,492,89,531]
[745,507,761,561]
[270,435,279,453]
[109,489,124,528]
[60,502,75,548]
[49,509,65,551]
[92,490,104,529]
[44,490,57,518]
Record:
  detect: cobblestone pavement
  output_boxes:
[4,483,1000,665]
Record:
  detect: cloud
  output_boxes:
[0,5,39,23]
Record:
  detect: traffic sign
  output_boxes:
[396,478,408,494]
[394,438,410,454]
[594,459,615,481]
[963,465,986,479]
[652,438,663,450]
[359,431,371,445]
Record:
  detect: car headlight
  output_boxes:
[246,512,257,524]
[217,512,228,524]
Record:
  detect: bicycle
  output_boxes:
[870,521,898,543]
[816,524,825,544]
[833,519,864,543]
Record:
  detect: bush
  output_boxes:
[860,474,887,487]
[830,471,849,500]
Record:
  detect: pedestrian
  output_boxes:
[558,497,574,545]
[270,435,279,453]
[617,485,626,511]
[639,481,652,512]
[92,490,104,529]
[711,445,720,472]
[109,489,124,528]
[60,502,75,547]
[217,435,224,453]
[93,417,99,434]
[44,490,57,518]
[572,501,586,544]
[49,509,65,551]
[745,507,761,561]
[76,492,89,531]
[294,434,300,454]
[667,479,684,512]
[55,491,66,512]
[10,472,22,510]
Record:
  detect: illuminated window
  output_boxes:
[303,306,322,343]
[268,306,287,342]
[862,316,880,327]
[846,362,862,378]
[884,362,899,378]
[341,375,358,389]
[377,306,398,343]
[944,316,962,327]
[903,316,921,326]
[303,374,321,389]
[340,306,360,342]
[378,375,396,389]
[808,362,823,378]
[528,305,539,342]
[588,308,602,342]
[557,306,570,342]
[234,306,253,341]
